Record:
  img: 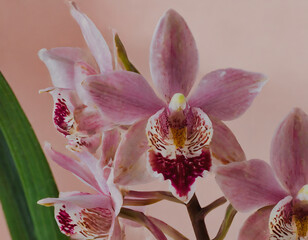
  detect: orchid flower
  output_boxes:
[38,2,116,153]
[38,140,124,239]
[215,108,308,240]
[82,9,267,202]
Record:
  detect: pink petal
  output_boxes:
[113,120,154,186]
[238,207,272,240]
[38,47,89,89]
[215,159,288,212]
[270,108,308,196]
[101,129,121,166]
[110,218,124,240]
[106,169,123,216]
[188,68,267,121]
[74,106,112,135]
[67,132,102,154]
[70,2,113,73]
[150,9,199,102]
[210,116,246,165]
[44,143,100,191]
[74,61,97,104]
[269,196,295,239]
[39,192,115,239]
[83,71,165,125]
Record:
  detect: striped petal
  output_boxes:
[188,68,267,121]
[215,159,288,212]
[150,9,198,102]
[114,120,154,186]
[146,107,213,202]
[269,196,296,239]
[238,207,272,240]
[270,108,308,196]
[70,2,113,74]
[83,71,165,125]
[209,116,246,165]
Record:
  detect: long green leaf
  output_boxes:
[0,72,68,240]
[0,129,36,240]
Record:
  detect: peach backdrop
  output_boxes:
[1,0,308,239]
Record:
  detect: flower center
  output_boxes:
[170,127,186,148]
[169,93,187,112]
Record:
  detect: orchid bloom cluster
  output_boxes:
[36,2,308,240]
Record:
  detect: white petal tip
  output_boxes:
[38,48,47,60]
[38,87,55,94]
[37,199,54,207]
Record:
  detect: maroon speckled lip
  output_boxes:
[57,208,77,235]
[54,97,71,135]
[148,149,212,198]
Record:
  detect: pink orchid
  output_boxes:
[38,141,124,239]
[82,9,267,202]
[39,2,116,153]
[215,108,308,239]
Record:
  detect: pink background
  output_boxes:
[1,0,308,239]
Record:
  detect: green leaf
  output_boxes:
[0,72,68,240]
[114,33,140,73]
[0,129,36,240]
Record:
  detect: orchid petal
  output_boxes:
[270,108,308,196]
[39,192,115,239]
[238,207,272,240]
[74,61,97,104]
[41,87,83,136]
[109,218,123,240]
[70,2,113,73]
[146,107,213,202]
[67,132,102,154]
[114,120,154,186]
[215,159,288,212]
[44,143,101,192]
[150,9,199,102]
[269,196,295,239]
[148,149,211,203]
[106,168,123,216]
[83,71,165,125]
[38,47,89,89]
[74,106,111,135]
[188,68,267,121]
[210,116,246,165]
[101,129,121,166]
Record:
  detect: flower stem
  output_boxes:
[213,204,237,240]
[186,194,210,240]
[148,216,189,240]
[199,196,227,218]
[119,207,167,240]
[125,190,184,204]
[123,198,162,206]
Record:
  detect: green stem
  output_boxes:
[119,207,167,240]
[213,204,237,240]
[123,198,162,206]
[199,196,227,219]
[186,194,210,240]
[125,190,184,204]
[148,216,189,240]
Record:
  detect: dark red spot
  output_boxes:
[149,149,212,197]
[57,209,77,235]
[54,98,71,135]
